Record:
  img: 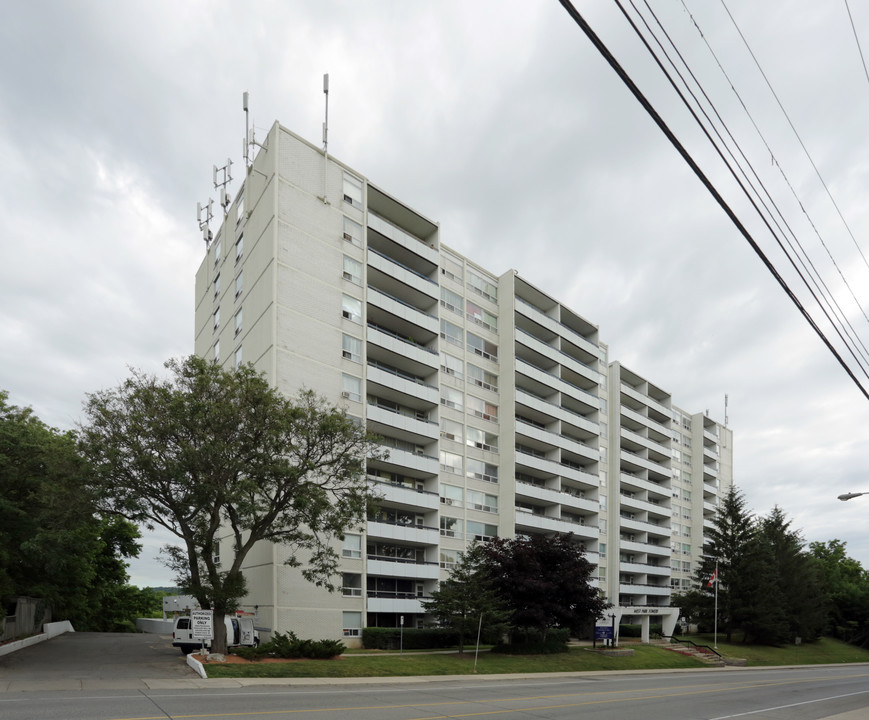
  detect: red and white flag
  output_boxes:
[707,568,718,587]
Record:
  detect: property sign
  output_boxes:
[190,609,214,640]
[595,626,614,640]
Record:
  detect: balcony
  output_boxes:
[367,520,439,545]
[620,516,670,537]
[514,328,600,387]
[515,298,601,359]
[367,404,439,442]
[368,479,440,511]
[516,359,600,411]
[620,383,669,417]
[367,287,439,336]
[367,323,438,372]
[367,248,438,301]
[619,493,669,517]
[514,510,598,540]
[515,389,598,436]
[619,448,670,475]
[366,558,440,580]
[366,362,439,406]
[377,446,439,475]
[515,480,599,514]
[368,212,439,265]
[366,595,427,614]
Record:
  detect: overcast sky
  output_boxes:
[2,0,868,586]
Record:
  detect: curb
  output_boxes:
[186,653,208,679]
[0,622,75,658]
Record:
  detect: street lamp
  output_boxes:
[838,492,868,501]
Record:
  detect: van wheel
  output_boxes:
[179,645,194,655]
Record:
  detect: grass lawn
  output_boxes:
[685,634,869,666]
[204,645,705,679]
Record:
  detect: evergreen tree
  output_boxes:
[810,539,869,647]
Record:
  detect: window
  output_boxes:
[600,519,607,533]
[672,523,681,535]
[467,270,497,301]
[235,270,243,298]
[342,295,362,323]
[342,573,362,597]
[214,272,220,298]
[235,234,244,262]
[467,395,497,421]
[441,287,463,315]
[466,489,498,513]
[466,300,497,331]
[440,451,463,475]
[466,458,498,483]
[599,567,606,581]
[343,216,363,247]
[234,308,242,336]
[342,374,361,402]
[440,353,463,379]
[671,559,681,571]
[601,421,608,439]
[343,172,363,208]
[440,319,463,347]
[440,417,463,442]
[213,235,222,265]
[467,363,497,391]
[234,346,242,369]
[440,516,463,538]
[343,255,362,284]
[236,192,244,225]
[440,484,464,508]
[342,534,362,558]
[681,489,692,501]
[213,307,220,332]
[439,549,459,569]
[342,611,362,637]
[600,543,606,559]
[466,426,497,451]
[682,525,691,537]
[342,333,361,362]
[467,521,497,541]
[441,386,463,411]
[682,543,691,555]
[682,561,691,573]
[214,339,220,363]
[441,253,463,282]
[467,332,497,361]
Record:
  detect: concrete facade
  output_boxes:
[193,122,732,645]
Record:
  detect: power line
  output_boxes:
[844,0,869,87]
[554,0,869,401]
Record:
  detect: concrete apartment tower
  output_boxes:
[194,122,733,645]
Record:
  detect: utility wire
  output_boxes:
[681,0,869,342]
[628,0,869,371]
[719,0,869,275]
[554,0,869,401]
[844,0,869,87]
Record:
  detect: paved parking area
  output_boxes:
[0,631,198,691]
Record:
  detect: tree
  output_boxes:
[0,391,143,630]
[810,539,869,647]
[482,533,608,640]
[79,356,383,654]
[697,485,756,642]
[421,543,509,653]
[670,589,707,634]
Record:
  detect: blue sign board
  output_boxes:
[595,626,614,640]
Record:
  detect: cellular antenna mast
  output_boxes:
[243,91,250,168]
[196,198,214,246]
[724,394,729,427]
[213,158,233,215]
[319,74,331,204]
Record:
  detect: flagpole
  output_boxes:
[713,559,718,650]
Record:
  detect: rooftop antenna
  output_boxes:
[196,198,214,246]
[243,91,250,168]
[319,73,330,204]
[213,157,233,215]
[724,394,729,426]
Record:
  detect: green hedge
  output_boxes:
[233,631,345,660]
[619,623,663,638]
[362,627,460,650]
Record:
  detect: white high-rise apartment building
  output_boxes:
[194,122,733,644]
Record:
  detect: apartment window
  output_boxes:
[439,549,459,569]
[683,472,692,483]
[235,270,243,299]
[343,172,363,208]
[441,287,463,315]
[234,308,243,336]
[440,516,463,539]
[467,395,497,421]
[467,489,498,513]
[682,561,691,573]
[682,543,691,555]
[599,543,606,559]
[467,521,497,541]
[234,346,242,369]
[440,353,463,379]
[672,448,682,462]
[213,339,220,363]
[599,567,606,581]
[682,489,692,501]
[342,534,362,558]
[440,319,463,348]
[214,272,221,298]
[466,458,498,483]
[670,578,680,589]
[467,270,497,301]
[601,421,608,439]
[343,255,362,284]
[442,253,463,283]
[343,216,363,247]
[440,451,463,475]
[672,523,681,535]
[342,295,362,323]
[599,397,607,413]
[600,519,607,533]
[235,234,244,263]
[342,573,362,597]
[466,426,497,452]
[671,559,681,571]
[467,363,497,391]
[342,333,362,362]
[342,611,362,637]
[440,417,463,443]
[342,374,361,402]
[440,484,464,508]
[682,525,691,537]
[213,235,222,265]
[213,307,220,332]
[600,470,607,487]
[236,192,244,225]
[466,300,497,331]
[441,386,463,411]
[467,332,497,361]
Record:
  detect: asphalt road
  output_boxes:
[1,634,868,720]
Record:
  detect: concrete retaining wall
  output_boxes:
[0,621,74,658]
[135,618,174,634]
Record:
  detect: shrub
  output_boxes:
[619,624,641,638]
[232,631,345,660]
[362,627,461,650]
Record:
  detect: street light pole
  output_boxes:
[838,492,868,501]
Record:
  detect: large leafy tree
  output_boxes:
[810,539,869,647]
[0,391,142,629]
[421,543,509,653]
[482,533,608,640]
[79,356,383,654]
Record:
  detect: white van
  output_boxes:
[172,613,259,655]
